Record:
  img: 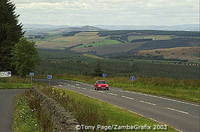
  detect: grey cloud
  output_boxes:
[13,0,199,26]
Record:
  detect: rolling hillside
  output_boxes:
[36,32,107,49]
[136,47,200,62]
[29,29,200,62]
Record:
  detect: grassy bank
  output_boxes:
[12,94,40,132]
[53,74,200,103]
[0,77,32,89]
[41,87,176,132]
[0,82,31,89]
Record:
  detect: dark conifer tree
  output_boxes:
[0,0,23,71]
[94,62,103,76]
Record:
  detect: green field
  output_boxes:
[0,82,31,89]
[128,35,174,41]
[41,87,176,132]
[83,54,104,59]
[78,39,121,48]
[36,32,106,49]
[0,76,32,89]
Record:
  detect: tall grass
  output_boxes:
[0,76,30,83]
[41,87,176,132]
[54,74,200,103]
[12,94,40,132]
[0,76,32,89]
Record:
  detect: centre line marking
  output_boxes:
[98,91,104,93]
[108,93,118,96]
[121,96,135,100]
[166,107,189,115]
[121,90,199,107]
[139,100,156,106]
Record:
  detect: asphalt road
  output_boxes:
[0,89,25,132]
[38,79,200,132]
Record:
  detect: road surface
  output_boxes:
[0,89,25,132]
[37,79,200,132]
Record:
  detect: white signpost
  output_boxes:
[130,76,136,81]
[47,75,53,87]
[0,71,12,78]
[102,73,108,78]
[130,76,136,86]
[29,72,35,85]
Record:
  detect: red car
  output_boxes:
[94,80,109,90]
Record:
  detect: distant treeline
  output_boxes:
[36,49,200,80]
[133,38,200,50]
[98,30,200,37]
[62,31,81,37]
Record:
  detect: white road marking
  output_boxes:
[114,90,123,92]
[76,87,80,89]
[58,84,63,87]
[124,90,131,93]
[139,100,156,106]
[98,91,104,93]
[82,88,86,90]
[166,107,189,115]
[122,90,199,107]
[76,84,80,86]
[108,93,118,96]
[121,96,135,100]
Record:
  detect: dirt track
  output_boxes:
[0,89,25,132]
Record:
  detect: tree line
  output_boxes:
[0,0,39,76]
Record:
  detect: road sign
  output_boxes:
[130,76,136,81]
[29,72,35,85]
[47,75,53,87]
[29,72,35,76]
[102,73,108,77]
[0,71,11,77]
[47,75,53,80]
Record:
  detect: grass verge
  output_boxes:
[0,82,31,89]
[41,87,177,132]
[0,76,32,89]
[12,94,40,132]
[53,74,200,103]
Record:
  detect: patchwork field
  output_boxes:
[32,30,200,62]
[36,32,106,49]
[137,47,200,62]
[73,42,145,55]
[128,35,174,41]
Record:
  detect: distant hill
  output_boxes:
[24,24,199,36]
[96,24,199,31]
[26,28,200,62]
[60,26,104,34]
[24,24,103,36]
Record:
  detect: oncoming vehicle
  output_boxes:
[94,80,109,90]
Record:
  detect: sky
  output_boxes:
[13,0,199,26]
